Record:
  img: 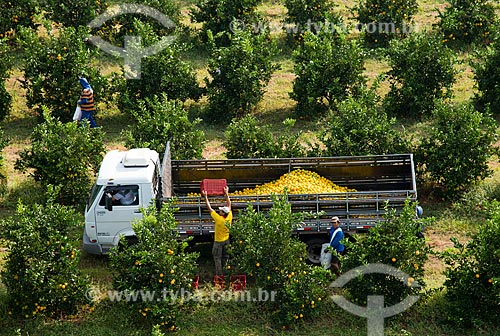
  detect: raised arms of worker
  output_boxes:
[223,186,231,211]
[202,190,214,212]
[202,186,231,212]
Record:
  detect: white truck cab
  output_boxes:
[83,148,160,254]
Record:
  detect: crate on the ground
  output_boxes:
[230,274,246,291]
[192,275,199,290]
[214,275,226,289]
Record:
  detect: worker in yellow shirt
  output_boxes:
[202,186,232,276]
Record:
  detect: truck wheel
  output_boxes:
[344,232,356,243]
[125,236,138,247]
[304,238,328,265]
[116,236,138,252]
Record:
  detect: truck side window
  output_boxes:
[99,185,139,206]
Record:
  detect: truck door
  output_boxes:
[94,185,142,247]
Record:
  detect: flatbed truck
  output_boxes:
[83,143,417,263]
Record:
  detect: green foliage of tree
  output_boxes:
[436,0,497,47]
[43,0,108,28]
[284,0,334,27]
[283,0,342,40]
[18,25,109,122]
[0,128,8,193]
[109,202,199,330]
[116,21,202,112]
[416,103,499,199]
[342,200,431,306]
[14,108,105,206]
[123,94,205,160]
[355,0,418,47]
[291,32,366,117]
[316,89,408,156]
[228,195,332,327]
[205,29,279,122]
[0,0,38,38]
[0,186,91,318]
[441,200,500,328]
[0,38,12,121]
[94,0,181,46]
[472,33,500,115]
[191,0,261,45]
[383,32,457,118]
[224,115,306,158]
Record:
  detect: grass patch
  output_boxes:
[0,301,149,336]
[2,292,497,335]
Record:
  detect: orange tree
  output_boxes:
[284,0,342,41]
[472,32,500,115]
[341,200,431,306]
[436,0,497,47]
[123,94,205,160]
[0,128,7,192]
[191,0,261,46]
[115,21,202,112]
[291,31,366,118]
[355,0,418,47]
[227,194,332,327]
[43,0,108,28]
[205,28,279,122]
[14,108,105,206]
[315,89,409,156]
[0,0,38,39]
[0,186,91,319]
[0,37,12,121]
[223,115,305,159]
[416,103,498,199]
[109,201,199,331]
[440,200,500,328]
[18,25,109,122]
[383,32,457,118]
[93,0,181,47]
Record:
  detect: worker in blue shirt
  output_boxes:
[329,216,346,275]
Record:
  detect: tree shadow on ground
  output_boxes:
[97,106,134,146]
[0,178,45,218]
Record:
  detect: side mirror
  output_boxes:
[105,193,113,211]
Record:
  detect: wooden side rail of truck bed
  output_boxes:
[162,190,416,239]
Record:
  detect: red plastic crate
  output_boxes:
[214,275,226,289]
[192,275,199,290]
[230,274,247,291]
[200,179,227,196]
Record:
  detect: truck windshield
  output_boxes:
[87,184,103,209]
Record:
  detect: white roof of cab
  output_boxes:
[97,148,159,185]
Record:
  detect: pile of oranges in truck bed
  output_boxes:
[230,169,354,196]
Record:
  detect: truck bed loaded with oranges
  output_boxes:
[83,142,417,263]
